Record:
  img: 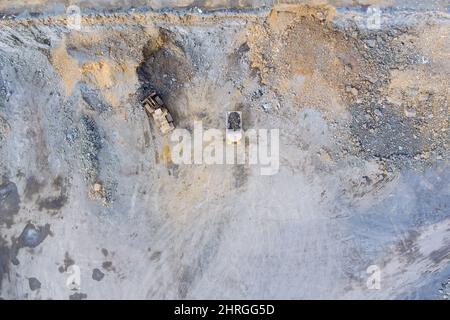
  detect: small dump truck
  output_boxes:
[142,91,175,135]
[226,111,242,144]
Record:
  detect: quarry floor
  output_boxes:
[0,3,449,299]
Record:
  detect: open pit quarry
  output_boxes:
[0,1,449,300]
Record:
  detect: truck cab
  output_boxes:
[226,111,242,144]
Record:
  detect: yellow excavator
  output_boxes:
[142,91,175,135]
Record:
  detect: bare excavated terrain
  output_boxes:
[0,1,449,299]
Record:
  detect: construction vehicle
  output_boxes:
[226,111,242,144]
[142,91,175,135]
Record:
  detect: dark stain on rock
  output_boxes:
[395,230,421,264]
[69,292,87,300]
[37,176,68,213]
[63,252,75,271]
[37,195,68,212]
[28,277,41,291]
[102,261,114,272]
[0,237,11,290]
[0,179,20,228]
[429,245,450,264]
[24,176,44,201]
[178,265,195,299]
[15,223,51,249]
[143,130,150,148]
[92,268,104,281]
[101,248,108,257]
[1,223,50,291]
[232,165,249,189]
[150,251,161,261]
[52,176,64,190]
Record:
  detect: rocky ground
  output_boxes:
[0,2,449,299]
